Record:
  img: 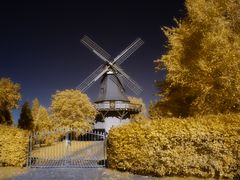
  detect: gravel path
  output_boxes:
[0,167,162,180]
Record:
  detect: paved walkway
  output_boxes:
[0,167,162,180]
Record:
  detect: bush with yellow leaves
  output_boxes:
[0,125,29,167]
[128,96,147,122]
[107,114,240,179]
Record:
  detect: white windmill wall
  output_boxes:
[94,117,130,133]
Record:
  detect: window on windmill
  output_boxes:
[104,101,110,108]
[101,88,104,94]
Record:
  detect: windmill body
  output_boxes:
[96,71,129,103]
[77,35,144,132]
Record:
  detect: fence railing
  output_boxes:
[95,101,141,111]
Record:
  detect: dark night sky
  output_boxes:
[0,0,185,122]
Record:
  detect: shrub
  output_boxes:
[0,125,29,167]
[107,114,240,179]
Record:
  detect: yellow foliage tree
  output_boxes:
[154,0,240,117]
[31,98,40,122]
[128,96,147,122]
[31,98,52,132]
[0,78,21,110]
[50,89,97,131]
[0,78,21,125]
[32,104,54,145]
[149,101,162,120]
[34,106,53,132]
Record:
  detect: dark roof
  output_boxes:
[95,73,129,102]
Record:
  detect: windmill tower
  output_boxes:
[77,35,144,132]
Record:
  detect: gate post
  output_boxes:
[65,129,71,166]
[27,133,32,167]
[104,131,107,167]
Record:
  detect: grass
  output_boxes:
[32,140,105,160]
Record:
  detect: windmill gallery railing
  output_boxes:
[28,128,106,168]
[95,101,142,112]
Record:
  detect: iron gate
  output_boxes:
[28,129,106,168]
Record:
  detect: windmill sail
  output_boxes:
[77,64,109,92]
[81,35,111,62]
[78,35,143,96]
[112,65,143,95]
[112,38,144,65]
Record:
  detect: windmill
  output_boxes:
[77,35,144,132]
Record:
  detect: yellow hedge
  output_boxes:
[107,114,240,179]
[0,125,29,167]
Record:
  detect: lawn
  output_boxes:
[30,140,105,167]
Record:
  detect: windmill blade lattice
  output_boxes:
[78,35,144,95]
[77,64,109,92]
[81,35,111,62]
[113,65,143,95]
[112,38,144,65]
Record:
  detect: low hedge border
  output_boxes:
[0,125,29,167]
[107,114,240,179]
